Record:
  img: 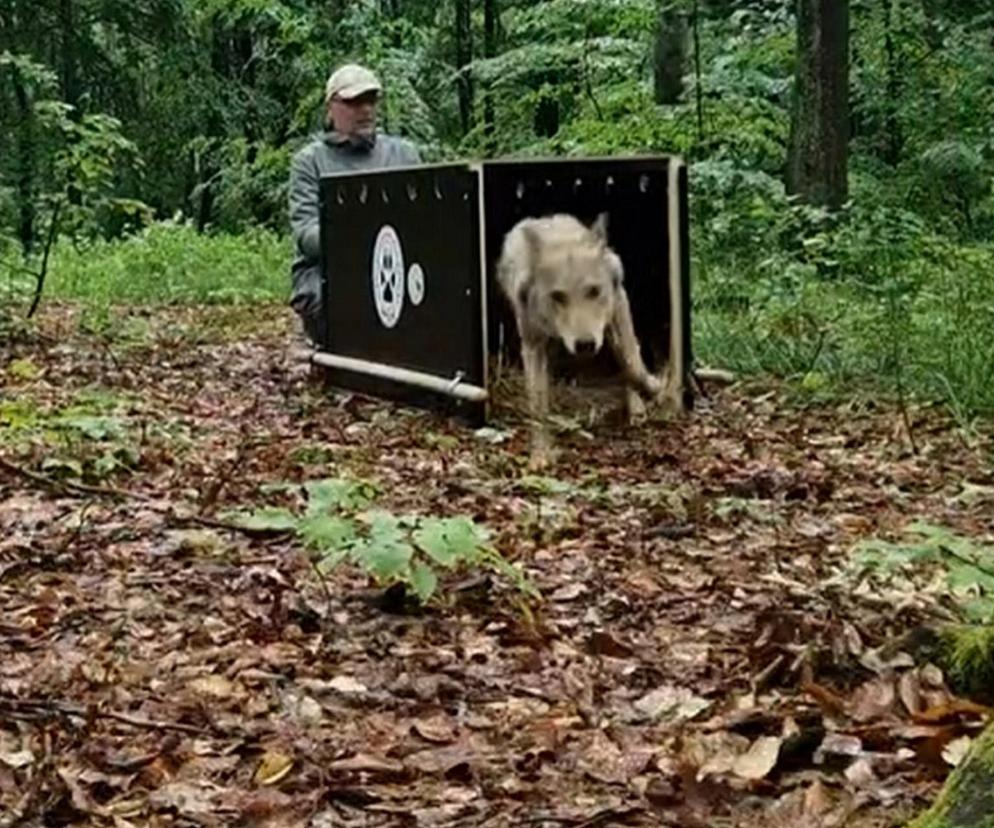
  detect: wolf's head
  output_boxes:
[519,212,622,356]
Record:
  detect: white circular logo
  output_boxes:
[371,225,404,328]
[407,263,425,306]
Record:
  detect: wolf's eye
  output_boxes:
[585,286,601,300]
[550,290,568,306]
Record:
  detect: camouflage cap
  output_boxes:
[325,63,382,102]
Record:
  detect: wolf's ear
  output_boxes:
[591,212,609,247]
[520,221,542,260]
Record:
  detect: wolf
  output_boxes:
[496,211,664,468]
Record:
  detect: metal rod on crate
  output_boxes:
[295,348,489,403]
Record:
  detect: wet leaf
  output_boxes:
[254,751,294,785]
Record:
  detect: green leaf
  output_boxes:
[413,516,489,568]
[304,478,377,515]
[299,514,356,551]
[354,511,414,581]
[228,507,299,531]
[410,562,438,603]
[948,564,994,594]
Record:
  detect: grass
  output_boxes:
[46,220,288,305]
[692,239,994,423]
[8,215,994,425]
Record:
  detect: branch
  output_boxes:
[0,455,291,539]
[0,695,208,736]
[0,454,154,501]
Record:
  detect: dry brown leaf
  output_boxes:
[732,735,782,780]
[411,714,459,745]
[633,685,711,723]
[898,670,924,716]
[148,781,222,816]
[913,698,991,724]
[327,753,404,774]
[188,674,239,699]
[850,676,897,722]
[404,744,477,776]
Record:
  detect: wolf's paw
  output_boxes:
[626,389,648,425]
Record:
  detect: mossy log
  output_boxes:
[908,720,994,828]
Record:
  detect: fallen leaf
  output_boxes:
[254,751,294,785]
[844,757,877,787]
[0,749,34,769]
[328,675,368,695]
[327,753,404,775]
[148,781,221,816]
[898,671,924,716]
[942,735,972,767]
[850,676,897,722]
[412,714,458,745]
[633,685,711,723]
[733,736,781,780]
[188,674,239,699]
[404,744,477,777]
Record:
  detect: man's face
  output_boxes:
[328,91,379,139]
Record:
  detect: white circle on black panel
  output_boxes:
[371,225,405,328]
[407,263,425,306]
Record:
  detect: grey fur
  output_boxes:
[496,212,663,468]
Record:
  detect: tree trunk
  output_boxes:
[654,5,689,105]
[785,0,850,210]
[454,0,473,135]
[908,720,994,828]
[12,69,36,256]
[482,0,497,153]
[882,0,903,165]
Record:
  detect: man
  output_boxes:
[288,63,421,343]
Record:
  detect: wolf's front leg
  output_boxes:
[608,287,661,399]
[521,339,552,470]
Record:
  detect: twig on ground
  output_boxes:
[0,455,291,539]
[0,455,154,501]
[0,695,208,736]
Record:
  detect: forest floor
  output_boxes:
[2,303,993,828]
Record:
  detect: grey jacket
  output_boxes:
[288,130,421,322]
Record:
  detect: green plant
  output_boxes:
[227,477,538,605]
[853,522,994,623]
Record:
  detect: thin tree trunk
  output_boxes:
[654,4,689,105]
[786,0,850,210]
[482,0,497,153]
[12,69,36,256]
[454,0,473,135]
[883,0,903,165]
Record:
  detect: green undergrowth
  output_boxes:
[0,384,189,483]
[226,477,539,607]
[46,220,288,305]
[847,521,994,701]
[691,164,994,425]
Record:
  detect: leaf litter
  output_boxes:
[1,304,992,827]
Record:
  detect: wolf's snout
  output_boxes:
[574,338,599,357]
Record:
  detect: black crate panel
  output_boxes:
[319,164,484,389]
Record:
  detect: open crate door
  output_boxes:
[481,156,693,412]
[316,163,488,425]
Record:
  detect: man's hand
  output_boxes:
[290,289,320,318]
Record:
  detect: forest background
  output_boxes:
[1,0,992,423]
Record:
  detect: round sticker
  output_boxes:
[371,225,404,328]
[407,263,425,306]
